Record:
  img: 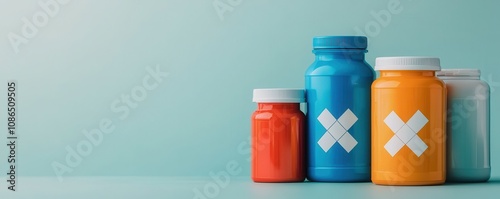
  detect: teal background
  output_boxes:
[0,0,499,193]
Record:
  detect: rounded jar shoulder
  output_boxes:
[305,61,374,77]
[372,76,445,89]
[441,79,490,98]
[251,109,305,120]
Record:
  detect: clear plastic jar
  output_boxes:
[437,69,490,182]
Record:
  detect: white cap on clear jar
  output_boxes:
[436,69,480,77]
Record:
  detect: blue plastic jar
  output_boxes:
[305,36,374,182]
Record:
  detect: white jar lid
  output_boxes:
[436,69,480,77]
[252,88,305,103]
[375,57,441,71]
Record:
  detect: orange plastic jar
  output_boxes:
[251,89,306,182]
[371,57,446,185]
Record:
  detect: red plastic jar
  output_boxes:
[251,88,306,182]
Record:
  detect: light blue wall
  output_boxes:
[0,0,498,179]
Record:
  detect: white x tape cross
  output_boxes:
[317,108,358,153]
[384,110,429,157]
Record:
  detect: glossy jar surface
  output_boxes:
[372,57,446,185]
[251,103,305,182]
[305,36,374,182]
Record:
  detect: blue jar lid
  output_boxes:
[313,36,367,49]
